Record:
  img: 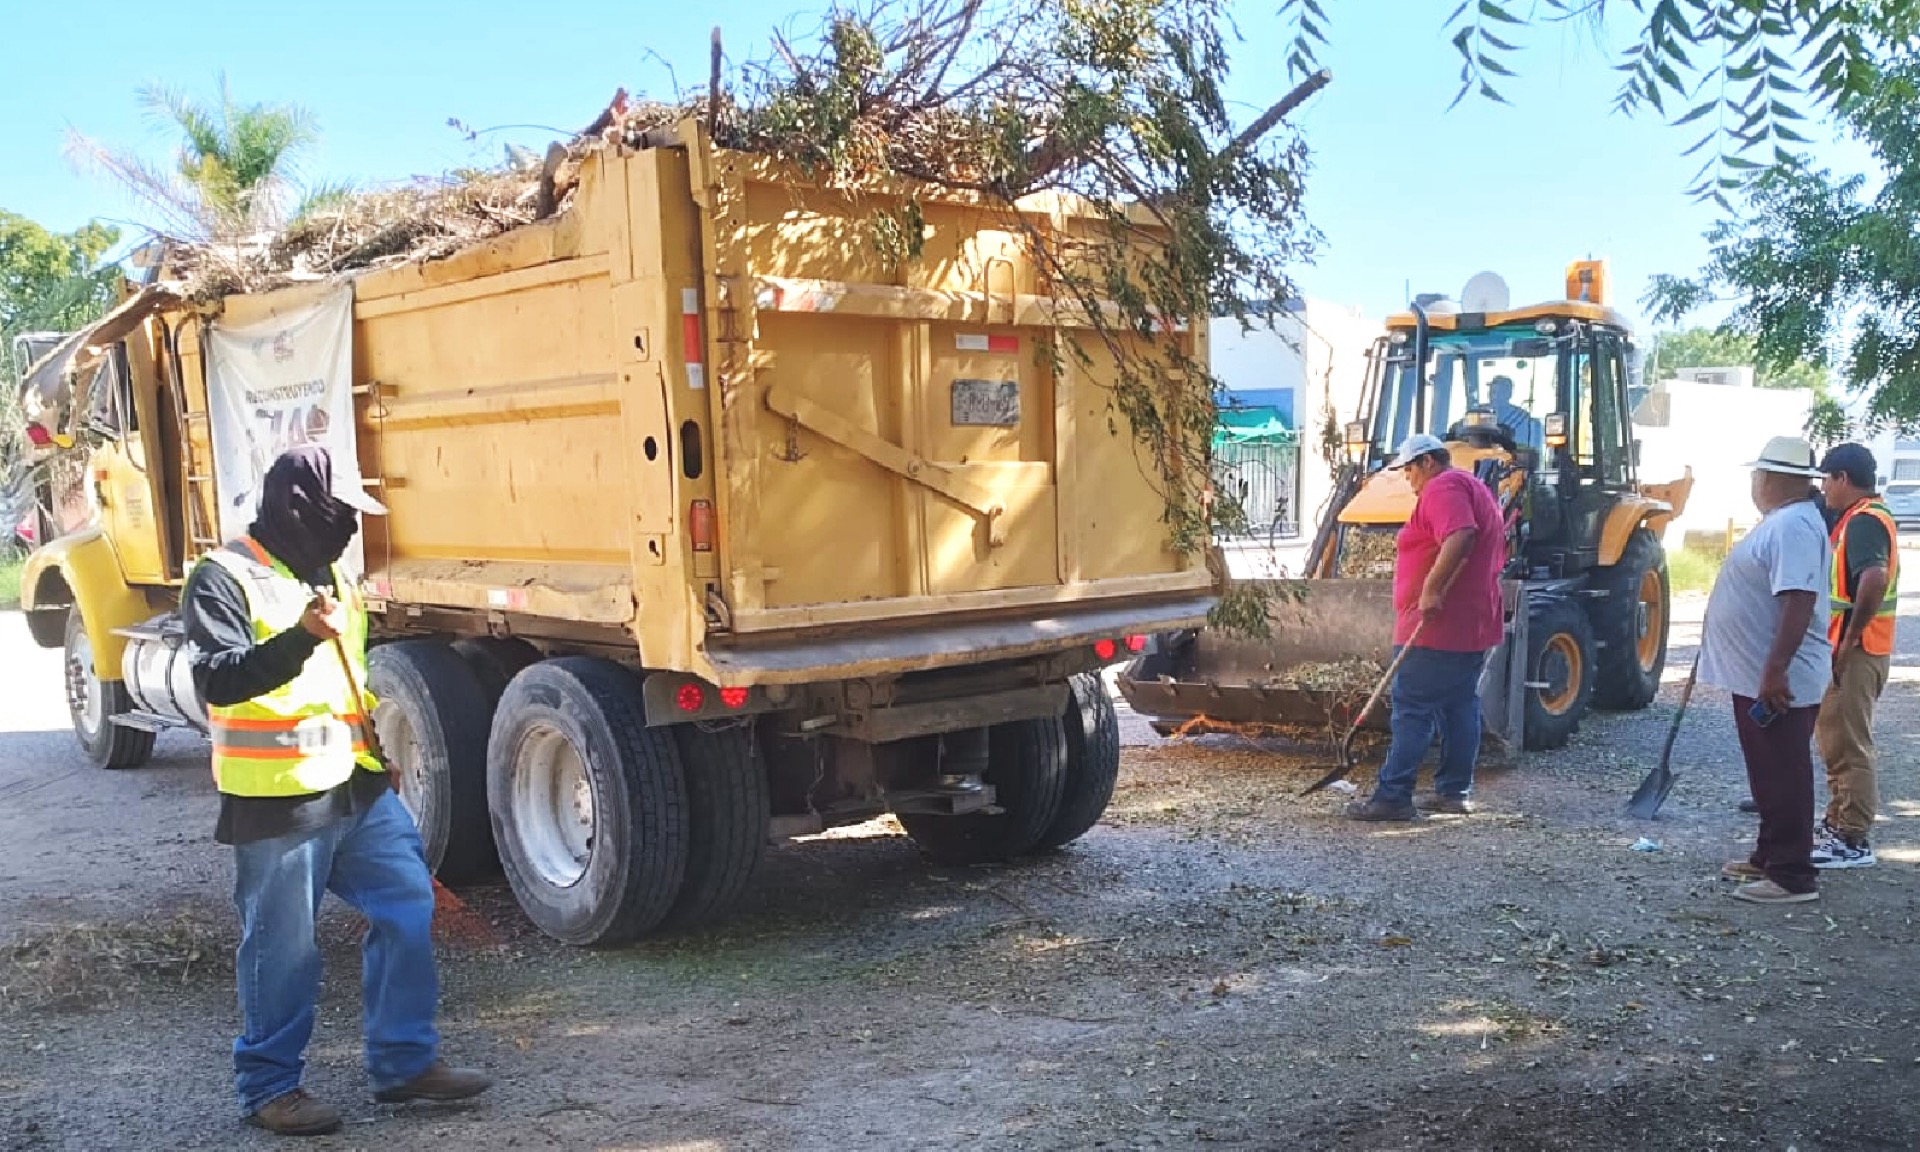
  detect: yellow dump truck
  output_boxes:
[18,122,1213,945]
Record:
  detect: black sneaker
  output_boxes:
[1344,797,1420,822]
[1418,794,1475,815]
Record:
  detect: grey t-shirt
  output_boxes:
[1700,499,1833,705]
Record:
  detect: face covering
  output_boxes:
[248,446,360,580]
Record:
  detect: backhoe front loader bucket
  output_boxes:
[1118,580,1397,733]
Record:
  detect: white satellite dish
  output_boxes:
[1460,271,1512,314]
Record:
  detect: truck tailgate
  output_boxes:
[692,152,1212,636]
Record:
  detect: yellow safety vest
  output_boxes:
[198,536,382,797]
[1829,499,1901,657]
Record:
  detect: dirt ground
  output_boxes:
[5,587,1920,1152]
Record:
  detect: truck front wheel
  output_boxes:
[64,610,153,770]
[898,718,1069,866]
[489,658,690,946]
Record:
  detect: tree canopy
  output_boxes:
[1282,1,1920,203]
[1645,60,1920,430]
[1643,326,1824,392]
[0,211,123,377]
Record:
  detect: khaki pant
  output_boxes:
[1814,649,1891,843]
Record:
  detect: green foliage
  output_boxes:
[1643,326,1825,391]
[0,210,123,386]
[1646,60,1920,431]
[1667,545,1722,595]
[1278,2,1920,204]
[72,75,339,241]
[730,0,1317,555]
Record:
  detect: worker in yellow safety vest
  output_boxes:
[1812,443,1899,870]
[182,447,491,1137]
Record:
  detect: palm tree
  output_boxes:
[70,75,345,242]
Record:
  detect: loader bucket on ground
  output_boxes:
[1118,579,1397,732]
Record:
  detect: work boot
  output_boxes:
[1418,793,1475,815]
[374,1061,493,1104]
[246,1089,343,1137]
[1344,796,1419,822]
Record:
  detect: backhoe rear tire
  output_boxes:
[1589,529,1670,712]
[489,658,689,946]
[1034,674,1121,852]
[899,718,1069,866]
[64,610,153,770]
[368,641,496,883]
[1523,596,1597,752]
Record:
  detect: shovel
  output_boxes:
[1300,621,1424,796]
[1627,642,1701,820]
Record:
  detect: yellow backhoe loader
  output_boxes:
[1120,261,1693,752]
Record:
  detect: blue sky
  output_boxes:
[0,0,1869,330]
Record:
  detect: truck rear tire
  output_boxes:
[1589,529,1670,712]
[667,722,769,928]
[451,637,542,708]
[489,658,689,946]
[899,717,1069,866]
[64,610,154,770]
[1524,596,1597,751]
[1034,674,1120,852]
[368,641,496,884]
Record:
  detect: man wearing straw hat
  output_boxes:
[183,446,491,1136]
[1700,436,1833,904]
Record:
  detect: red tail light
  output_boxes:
[1125,634,1147,653]
[1093,639,1118,661]
[676,683,706,712]
[720,687,749,710]
[690,499,715,553]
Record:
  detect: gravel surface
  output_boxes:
[4,584,1919,1151]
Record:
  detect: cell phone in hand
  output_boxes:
[1749,699,1781,728]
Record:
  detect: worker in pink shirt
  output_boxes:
[1347,434,1508,821]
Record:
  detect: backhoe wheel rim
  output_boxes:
[1635,569,1665,671]
[1539,633,1583,715]
[511,722,594,888]
[66,627,103,737]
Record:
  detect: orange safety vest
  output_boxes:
[197,536,381,796]
[1829,498,1900,656]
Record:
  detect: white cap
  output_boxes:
[1387,433,1447,470]
[1743,435,1824,478]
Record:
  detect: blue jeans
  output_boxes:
[1371,646,1490,804]
[231,789,439,1115]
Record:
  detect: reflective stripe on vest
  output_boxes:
[197,537,382,796]
[1829,499,1901,657]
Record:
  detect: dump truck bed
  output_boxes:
[150,125,1212,687]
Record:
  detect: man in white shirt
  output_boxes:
[1700,436,1833,904]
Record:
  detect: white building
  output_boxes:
[1209,299,1382,576]
[1632,374,1816,543]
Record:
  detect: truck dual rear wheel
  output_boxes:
[368,641,496,883]
[1034,673,1121,852]
[64,610,154,770]
[488,658,689,946]
[1589,529,1670,711]
[1523,596,1597,751]
[667,722,769,929]
[899,717,1070,866]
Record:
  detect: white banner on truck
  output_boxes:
[205,284,366,573]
